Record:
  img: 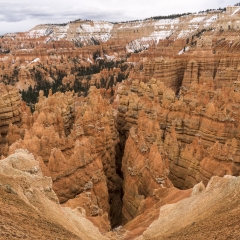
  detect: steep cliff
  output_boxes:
[116,78,240,190]
[0,149,109,240]
[0,83,22,156]
[2,4,240,240]
[121,112,172,223]
[8,87,121,230]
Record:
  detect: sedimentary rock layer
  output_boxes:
[0,149,109,240]
[7,87,121,230]
[116,78,240,189]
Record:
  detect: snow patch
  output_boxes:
[27,26,58,38]
[78,22,113,33]
[204,15,218,27]
[126,29,172,52]
[87,58,93,64]
[178,46,190,55]
[155,19,180,26]
[104,54,116,61]
[28,58,40,65]
[118,22,144,29]
[177,30,192,39]
[150,30,172,43]
[126,38,151,53]
[231,7,240,16]
[75,22,113,42]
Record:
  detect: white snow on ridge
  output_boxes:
[204,15,218,27]
[150,30,172,43]
[75,22,113,42]
[126,30,171,52]
[118,22,143,29]
[53,25,69,40]
[188,24,199,29]
[205,15,218,23]
[105,54,116,60]
[27,29,48,38]
[155,26,165,29]
[87,58,93,63]
[190,17,205,23]
[23,14,223,46]
[177,30,192,39]
[118,18,179,30]
[77,22,113,33]
[126,46,134,53]
[100,33,112,42]
[28,58,40,65]
[155,18,180,26]
[27,26,66,39]
[27,22,113,42]
[126,38,151,53]
[57,25,69,31]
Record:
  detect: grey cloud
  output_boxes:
[1,0,236,23]
[0,2,128,23]
[0,4,50,22]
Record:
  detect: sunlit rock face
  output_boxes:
[6,87,121,231]
[0,149,110,240]
[116,78,240,190]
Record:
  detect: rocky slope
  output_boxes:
[137,175,240,240]
[121,112,172,223]
[0,149,109,240]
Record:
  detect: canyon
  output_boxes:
[1,4,240,240]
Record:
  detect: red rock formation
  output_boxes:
[143,57,186,92]
[8,87,121,230]
[121,112,173,223]
[116,78,240,190]
[140,175,240,240]
[0,83,22,156]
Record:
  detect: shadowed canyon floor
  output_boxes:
[1,4,240,240]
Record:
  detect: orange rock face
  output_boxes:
[121,112,172,224]
[116,78,240,191]
[7,87,122,231]
[0,149,110,240]
[0,83,22,156]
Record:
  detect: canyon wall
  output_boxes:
[116,78,240,189]
[0,83,22,156]
[4,87,123,230]
[0,149,109,240]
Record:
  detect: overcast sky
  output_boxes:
[0,0,237,35]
